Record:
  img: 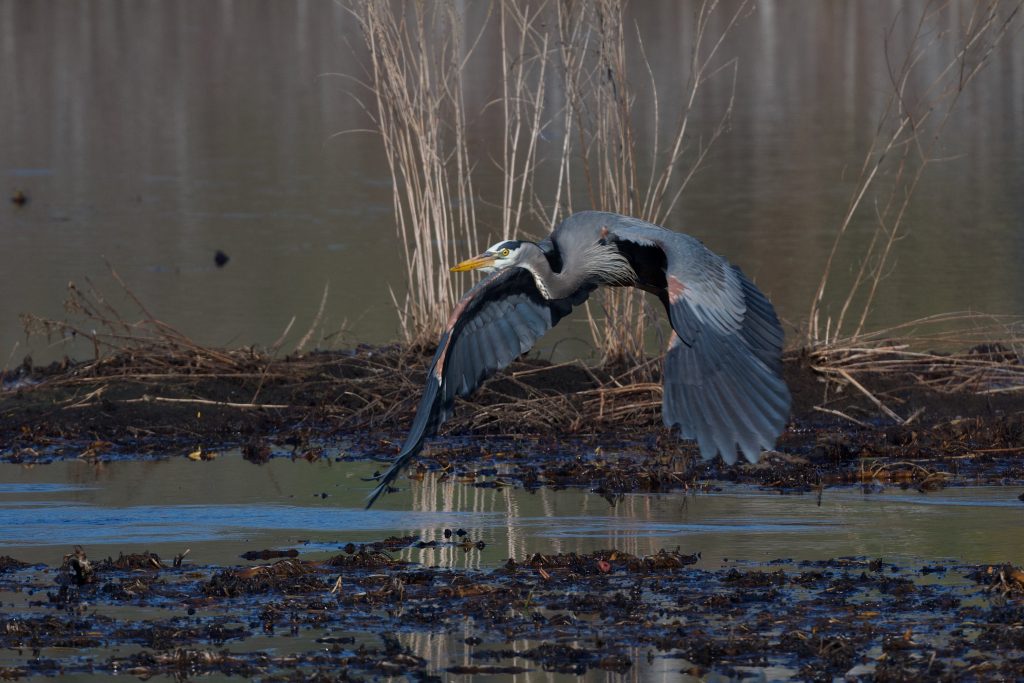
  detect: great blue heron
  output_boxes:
[366,211,790,506]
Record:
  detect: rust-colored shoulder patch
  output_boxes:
[435,295,474,380]
[445,295,471,329]
[667,275,687,303]
[434,335,453,381]
[599,226,609,240]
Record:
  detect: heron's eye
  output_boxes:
[500,248,511,257]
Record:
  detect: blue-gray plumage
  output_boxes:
[365,211,791,507]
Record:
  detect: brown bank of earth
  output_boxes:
[2,345,1024,681]
[1,345,1023,493]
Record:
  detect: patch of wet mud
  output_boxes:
[2,346,1023,677]
[2,348,1022,498]
[1,544,1023,680]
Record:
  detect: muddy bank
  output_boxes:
[2,346,1023,679]
[1,542,1023,680]
[1,346,1022,494]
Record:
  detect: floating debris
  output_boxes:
[0,543,1022,679]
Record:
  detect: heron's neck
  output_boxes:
[520,246,579,300]
[520,241,639,300]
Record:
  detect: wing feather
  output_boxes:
[606,216,791,463]
[366,268,589,507]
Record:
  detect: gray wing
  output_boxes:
[365,267,590,507]
[607,217,790,463]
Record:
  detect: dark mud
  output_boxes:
[2,346,1024,679]
[1,543,1023,680]
[3,346,1022,495]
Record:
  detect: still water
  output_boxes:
[1,454,1022,682]
[2,1,1023,364]
[2,455,1021,568]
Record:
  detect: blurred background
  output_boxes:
[2,0,1022,365]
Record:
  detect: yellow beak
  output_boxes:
[450,253,496,272]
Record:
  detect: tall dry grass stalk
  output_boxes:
[810,0,1022,348]
[349,2,480,347]
[350,0,746,360]
[497,2,551,242]
[552,0,747,367]
[806,0,1024,415]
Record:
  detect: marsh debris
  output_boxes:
[0,556,31,573]
[241,548,300,561]
[970,563,1024,596]
[58,546,94,586]
[3,339,1024,494]
[97,551,164,571]
[203,559,326,597]
[3,543,1024,679]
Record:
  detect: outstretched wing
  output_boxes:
[366,268,591,507]
[609,219,790,464]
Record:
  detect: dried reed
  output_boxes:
[552,0,747,366]
[16,270,350,413]
[810,312,1024,423]
[20,269,251,378]
[808,0,1023,416]
[348,1,480,347]
[349,0,746,362]
[810,0,1022,347]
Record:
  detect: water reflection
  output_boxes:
[1,456,1021,569]
[1,1,1022,363]
[394,634,720,683]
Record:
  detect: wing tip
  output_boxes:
[363,442,422,509]
[364,481,389,509]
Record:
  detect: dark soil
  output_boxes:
[2,346,1022,494]
[2,346,1024,679]
[0,543,1022,680]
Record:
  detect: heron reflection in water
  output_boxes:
[366,211,791,507]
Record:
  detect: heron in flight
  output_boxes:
[366,211,790,506]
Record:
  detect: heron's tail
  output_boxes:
[363,334,451,508]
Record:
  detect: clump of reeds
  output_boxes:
[348,0,747,363]
[810,313,1024,426]
[810,0,1022,347]
[806,0,1024,416]
[347,1,479,348]
[20,269,253,377]
[16,269,342,410]
[554,0,748,366]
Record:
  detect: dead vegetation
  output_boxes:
[6,540,1024,680]
[343,0,1024,384]
[4,267,1024,475]
[971,564,1024,597]
[203,559,326,597]
[810,314,1024,427]
[21,269,258,380]
[806,1,1024,419]
[346,0,745,364]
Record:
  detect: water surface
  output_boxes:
[2,0,1022,364]
[2,455,1020,569]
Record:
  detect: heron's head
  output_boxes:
[450,240,529,273]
